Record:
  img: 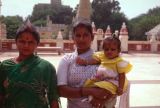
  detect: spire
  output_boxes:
[51,0,61,6]
[92,22,97,33]
[24,18,33,28]
[46,15,52,27]
[120,22,128,35]
[76,0,92,22]
[105,25,112,38]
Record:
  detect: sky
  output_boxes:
[1,0,160,19]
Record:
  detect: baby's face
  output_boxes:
[103,40,119,59]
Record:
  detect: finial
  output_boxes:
[24,17,32,28]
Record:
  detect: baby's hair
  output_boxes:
[102,34,121,52]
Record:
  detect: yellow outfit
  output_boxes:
[84,51,132,94]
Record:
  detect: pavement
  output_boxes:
[0,51,160,108]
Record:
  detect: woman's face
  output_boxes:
[73,26,93,54]
[16,32,38,57]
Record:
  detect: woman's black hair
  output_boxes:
[16,20,40,44]
[72,19,94,40]
[103,34,121,52]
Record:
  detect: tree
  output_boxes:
[3,16,23,39]
[110,12,128,32]
[31,4,53,26]
[128,6,160,40]
[51,5,73,24]
[31,4,73,26]
[91,0,127,31]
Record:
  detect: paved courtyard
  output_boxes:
[0,51,160,108]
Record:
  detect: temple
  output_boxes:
[51,0,61,6]
[0,0,160,53]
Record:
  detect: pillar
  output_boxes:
[104,25,112,38]
[150,35,158,52]
[119,22,129,53]
[56,30,63,49]
[92,28,104,51]
[91,22,98,51]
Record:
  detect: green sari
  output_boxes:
[0,55,59,108]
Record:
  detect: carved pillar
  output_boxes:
[119,22,129,53]
[104,25,112,38]
[91,22,97,51]
[56,30,63,49]
[150,35,158,52]
[92,28,104,51]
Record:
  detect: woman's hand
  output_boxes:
[76,57,87,65]
[90,97,106,108]
[88,87,112,100]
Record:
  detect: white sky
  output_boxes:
[1,0,160,19]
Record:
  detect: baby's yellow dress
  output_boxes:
[84,51,132,94]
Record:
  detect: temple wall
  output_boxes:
[0,39,160,53]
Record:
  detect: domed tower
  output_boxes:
[51,0,61,6]
[75,0,92,22]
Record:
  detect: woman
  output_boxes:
[57,19,115,108]
[0,21,59,108]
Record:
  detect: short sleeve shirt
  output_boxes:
[93,51,132,74]
[57,49,98,108]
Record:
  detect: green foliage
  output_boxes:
[2,2,160,41]
[91,0,127,32]
[51,5,73,25]
[128,7,160,40]
[31,4,53,24]
[33,20,46,27]
[0,16,5,23]
[110,12,128,32]
[3,16,23,39]
[31,4,73,26]
[30,4,73,40]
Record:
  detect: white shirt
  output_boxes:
[57,49,98,108]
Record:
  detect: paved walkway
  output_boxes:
[0,52,160,108]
